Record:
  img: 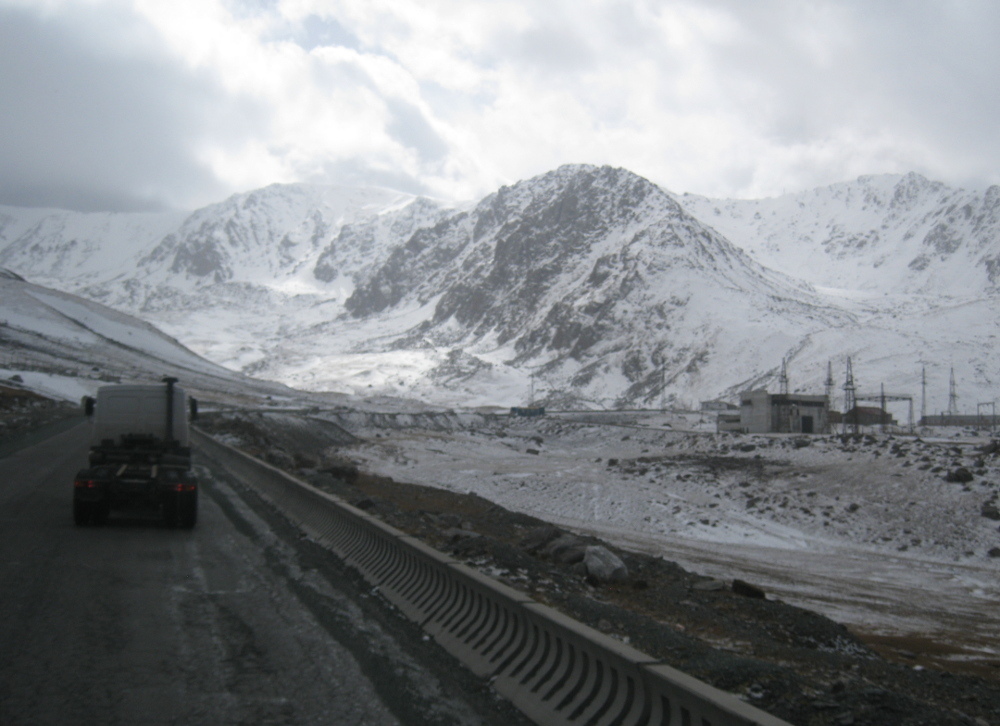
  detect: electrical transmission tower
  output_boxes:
[779,358,789,395]
[843,357,857,434]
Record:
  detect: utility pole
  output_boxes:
[920,366,927,425]
[652,352,666,411]
[843,357,856,434]
[978,402,997,434]
[880,382,887,434]
[948,368,958,417]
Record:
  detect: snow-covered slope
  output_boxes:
[0,205,185,283]
[675,173,1000,296]
[0,269,293,403]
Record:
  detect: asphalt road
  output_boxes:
[0,420,527,726]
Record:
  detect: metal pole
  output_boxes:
[880,383,886,434]
[658,352,666,411]
[921,366,926,424]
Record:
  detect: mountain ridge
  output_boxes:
[0,166,996,411]
[675,172,1000,296]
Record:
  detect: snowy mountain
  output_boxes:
[0,167,997,411]
[331,165,852,407]
[0,184,453,372]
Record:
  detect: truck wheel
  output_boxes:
[178,494,197,529]
[92,500,110,526]
[163,498,178,528]
[73,500,89,526]
[178,507,197,529]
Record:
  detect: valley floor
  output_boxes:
[329,411,1000,679]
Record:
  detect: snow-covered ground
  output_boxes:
[334,411,1000,670]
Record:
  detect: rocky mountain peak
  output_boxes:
[890,171,948,210]
[344,165,691,321]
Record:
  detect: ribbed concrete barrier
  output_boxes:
[194,429,792,726]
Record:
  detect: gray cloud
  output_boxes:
[306,157,427,196]
[385,99,450,163]
[693,1,1000,183]
[4,0,1000,214]
[0,5,246,211]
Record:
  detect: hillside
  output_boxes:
[0,269,296,405]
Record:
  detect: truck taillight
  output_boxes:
[74,479,98,489]
[172,483,197,492]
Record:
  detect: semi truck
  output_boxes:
[73,377,198,528]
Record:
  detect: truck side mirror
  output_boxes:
[82,396,95,417]
[189,397,199,422]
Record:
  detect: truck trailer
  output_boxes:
[73,377,198,528]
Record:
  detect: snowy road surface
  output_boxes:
[0,420,527,726]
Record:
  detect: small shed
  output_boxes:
[739,389,829,434]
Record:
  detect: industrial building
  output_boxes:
[738,389,829,434]
[830,406,897,428]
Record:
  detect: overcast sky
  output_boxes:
[2,0,999,212]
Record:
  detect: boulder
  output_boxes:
[520,525,562,552]
[732,579,767,599]
[944,467,974,483]
[443,527,480,543]
[323,461,359,483]
[981,501,1000,521]
[544,534,588,564]
[692,579,726,592]
[583,546,628,583]
[264,448,295,470]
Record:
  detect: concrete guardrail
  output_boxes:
[194,429,793,726]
